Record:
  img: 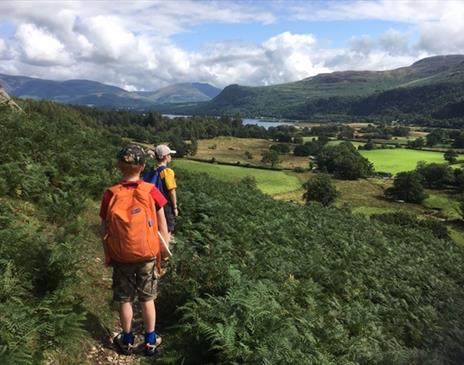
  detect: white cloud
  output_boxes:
[0,38,7,58]
[0,0,463,91]
[79,16,137,61]
[289,0,464,56]
[15,23,71,65]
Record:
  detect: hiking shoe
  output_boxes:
[144,333,162,356]
[113,333,135,355]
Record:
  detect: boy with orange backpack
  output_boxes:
[99,145,170,356]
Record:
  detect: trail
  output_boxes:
[78,206,145,365]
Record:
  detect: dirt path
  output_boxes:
[78,206,145,365]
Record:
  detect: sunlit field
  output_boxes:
[359,148,462,174]
[174,159,301,195]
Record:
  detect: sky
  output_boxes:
[0,0,463,91]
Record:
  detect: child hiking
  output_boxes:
[144,144,178,241]
[99,145,170,356]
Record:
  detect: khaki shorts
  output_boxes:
[112,260,158,303]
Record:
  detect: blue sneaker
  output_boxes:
[144,332,162,356]
[113,332,135,355]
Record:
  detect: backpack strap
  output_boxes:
[108,183,123,195]
[137,181,155,193]
[156,165,167,174]
[143,168,157,184]
[136,181,162,273]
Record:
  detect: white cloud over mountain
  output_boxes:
[0,0,463,91]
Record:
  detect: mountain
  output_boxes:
[0,74,221,108]
[0,87,23,112]
[163,55,464,120]
[134,82,221,104]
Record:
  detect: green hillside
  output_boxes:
[166,55,464,120]
[2,100,464,363]
[161,170,464,364]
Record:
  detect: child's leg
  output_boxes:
[119,302,133,333]
[140,299,156,332]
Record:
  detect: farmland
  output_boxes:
[193,136,462,174]
[173,159,301,195]
[359,148,462,174]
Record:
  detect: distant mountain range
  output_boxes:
[160,55,464,121]
[0,74,221,108]
[2,55,464,120]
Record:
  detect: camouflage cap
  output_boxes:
[117,144,145,165]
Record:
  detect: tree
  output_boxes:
[293,136,304,144]
[453,132,464,148]
[385,171,427,203]
[274,133,292,143]
[444,150,458,164]
[169,135,189,157]
[426,129,444,147]
[270,144,290,154]
[188,138,198,156]
[408,137,425,149]
[316,142,373,180]
[415,162,454,188]
[363,139,375,150]
[454,169,464,192]
[303,174,338,206]
[261,150,279,167]
[338,126,354,139]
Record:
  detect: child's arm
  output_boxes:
[157,207,170,244]
[100,219,110,265]
[168,188,178,216]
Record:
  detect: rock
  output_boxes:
[0,88,23,112]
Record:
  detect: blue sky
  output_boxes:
[0,0,462,91]
[173,19,412,51]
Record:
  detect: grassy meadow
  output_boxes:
[359,148,462,174]
[195,136,310,169]
[173,159,301,195]
[194,136,463,175]
[178,136,464,245]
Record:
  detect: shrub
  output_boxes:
[303,173,338,206]
[385,171,427,203]
[261,150,279,167]
[269,144,290,154]
[444,150,458,164]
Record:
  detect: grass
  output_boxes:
[194,137,464,175]
[358,148,461,174]
[423,191,462,220]
[327,140,364,148]
[195,136,310,170]
[351,206,401,216]
[173,159,301,195]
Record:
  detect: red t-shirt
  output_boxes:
[99,179,167,220]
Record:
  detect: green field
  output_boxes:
[359,148,461,174]
[174,159,301,195]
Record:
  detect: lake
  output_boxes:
[242,118,295,129]
[163,114,294,129]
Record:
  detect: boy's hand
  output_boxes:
[173,207,179,217]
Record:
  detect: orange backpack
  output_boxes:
[105,181,160,264]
